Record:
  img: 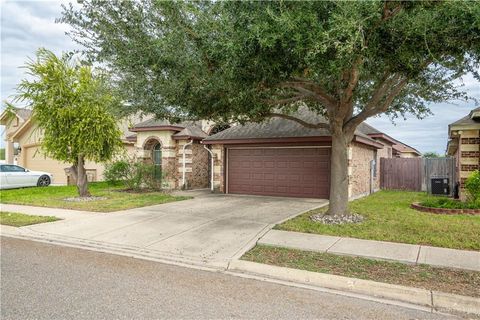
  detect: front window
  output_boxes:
[152,143,162,180]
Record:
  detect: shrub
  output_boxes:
[420,197,480,209]
[465,170,480,202]
[104,160,130,184]
[104,159,163,191]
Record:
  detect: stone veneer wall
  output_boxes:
[457,129,480,199]
[191,142,209,189]
[176,140,210,190]
[211,144,225,192]
[162,145,178,189]
[348,142,377,198]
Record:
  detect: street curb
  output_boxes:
[228,260,480,316]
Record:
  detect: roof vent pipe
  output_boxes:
[182,140,193,188]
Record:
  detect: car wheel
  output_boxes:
[37,175,51,187]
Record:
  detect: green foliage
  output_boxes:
[14,48,124,165]
[422,152,442,158]
[465,170,480,202]
[104,159,163,191]
[420,197,479,210]
[0,148,5,160]
[61,1,480,122]
[0,211,59,227]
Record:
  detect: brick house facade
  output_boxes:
[447,107,480,199]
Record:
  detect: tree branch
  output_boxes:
[344,76,408,134]
[268,112,330,129]
[338,57,363,120]
[280,80,337,110]
[263,94,309,106]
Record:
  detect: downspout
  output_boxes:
[182,139,194,188]
[203,145,214,192]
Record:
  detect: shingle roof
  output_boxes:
[15,108,32,120]
[393,143,422,156]
[357,122,382,135]
[203,107,377,143]
[173,125,208,139]
[130,118,182,129]
[130,118,208,139]
[449,107,480,126]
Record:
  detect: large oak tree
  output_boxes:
[61,1,480,215]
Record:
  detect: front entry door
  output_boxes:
[152,143,162,180]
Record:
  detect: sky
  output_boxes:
[1,0,479,154]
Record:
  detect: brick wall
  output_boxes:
[457,129,480,199]
[348,142,376,198]
[191,142,209,189]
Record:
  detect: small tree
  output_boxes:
[423,152,442,158]
[15,48,124,197]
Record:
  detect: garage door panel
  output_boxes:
[228,147,330,198]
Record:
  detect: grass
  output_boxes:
[0,182,190,212]
[420,197,480,209]
[276,190,480,251]
[0,211,60,227]
[243,245,480,298]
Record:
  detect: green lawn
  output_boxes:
[276,190,480,251]
[0,182,190,212]
[243,245,480,298]
[0,211,60,227]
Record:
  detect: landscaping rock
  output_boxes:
[63,196,107,202]
[310,213,364,225]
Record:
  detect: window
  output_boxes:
[152,143,162,180]
[0,165,26,172]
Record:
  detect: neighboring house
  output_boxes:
[202,108,397,199]
[392,143,422,158]
[446,107,480,199]
[0,108,136,185]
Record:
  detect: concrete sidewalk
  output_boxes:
[258,230,480,272]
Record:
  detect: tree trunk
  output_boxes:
[76,155,91,197]
[326,130,351,216]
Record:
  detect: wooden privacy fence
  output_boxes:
[380,157,456,194]
[380,158,423,191]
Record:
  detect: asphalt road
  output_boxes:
[1,237,456,320]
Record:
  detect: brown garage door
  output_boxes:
[227,147,330,198]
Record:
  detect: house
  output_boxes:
[0,107,136,184]
[446,107,480,199]
[392,143,422,158]
[3,106,419,199]
[202,108,397,199]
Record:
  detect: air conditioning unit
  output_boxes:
[431,178,450,195]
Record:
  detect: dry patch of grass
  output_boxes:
[243,245,480,298]
[0,211,60,227]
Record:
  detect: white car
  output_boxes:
[0,164,53,190]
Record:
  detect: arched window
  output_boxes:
[152,143,162,180]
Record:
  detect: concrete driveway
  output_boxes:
[25,192,326,264]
